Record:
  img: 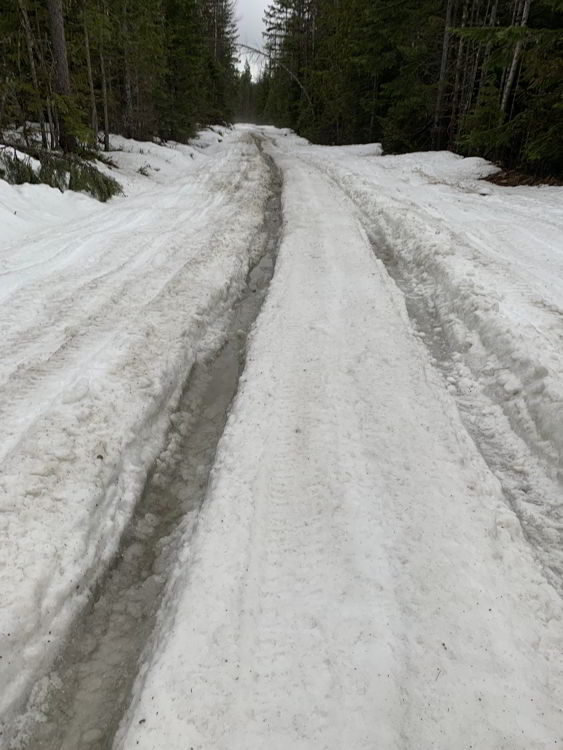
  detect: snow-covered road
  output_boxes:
[116,134,563,749]
[2,126,563,748]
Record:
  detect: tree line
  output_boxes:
[1,0,560,176]
[244,0,562,177]
[0,0,238,153]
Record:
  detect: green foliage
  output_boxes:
[259,0,563,177]
[235,61,256,122]
[0,146,122,201]
[68,160,122,201]
[0,151,40,185]
[37,154,68,191]
[0,0,239,153]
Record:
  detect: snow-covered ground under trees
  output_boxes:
[1,125,563,749]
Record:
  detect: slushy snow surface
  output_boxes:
[2,125,563,748]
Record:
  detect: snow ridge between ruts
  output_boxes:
[0,131,269,728]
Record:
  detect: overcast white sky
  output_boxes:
[236,0,269,46]
[235,0,269,77]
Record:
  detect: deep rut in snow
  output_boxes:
[10,137,283,750]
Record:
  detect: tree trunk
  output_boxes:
[368,75,378,142]
[16,0,48,149]
[511,0,524,25]
[123,58,133,136]
[214,0,219,60]
[0,87,7,137]
[53,102,61,147]
[449,0,469,146]
[47,0,77,152]
[474,0,498,106]
[121,0,133,137]
[458,0,481,131]
[100,47,110,151]
[432,0,455,149]
[500,0,531,114]
[462,44,481,120]
[83,13,98,144]
[35,26,57,148]
[46,96,56,149]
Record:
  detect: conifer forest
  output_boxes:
[0,0,238,150]
[0,0,561,175]
[249,0,563,177]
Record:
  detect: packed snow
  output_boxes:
[115,131,563,749]
[2,125,563,748]
[281,132,563,595]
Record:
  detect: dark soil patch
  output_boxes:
[486,169,563,188]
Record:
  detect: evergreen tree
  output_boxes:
[0,0,239,151]
[259,0,563,176]
[235,60,254,121]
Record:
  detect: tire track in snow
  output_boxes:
[6,138,283,750]
[272,136,563,599]
[358,221,563,597]
[302,157,563,598]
